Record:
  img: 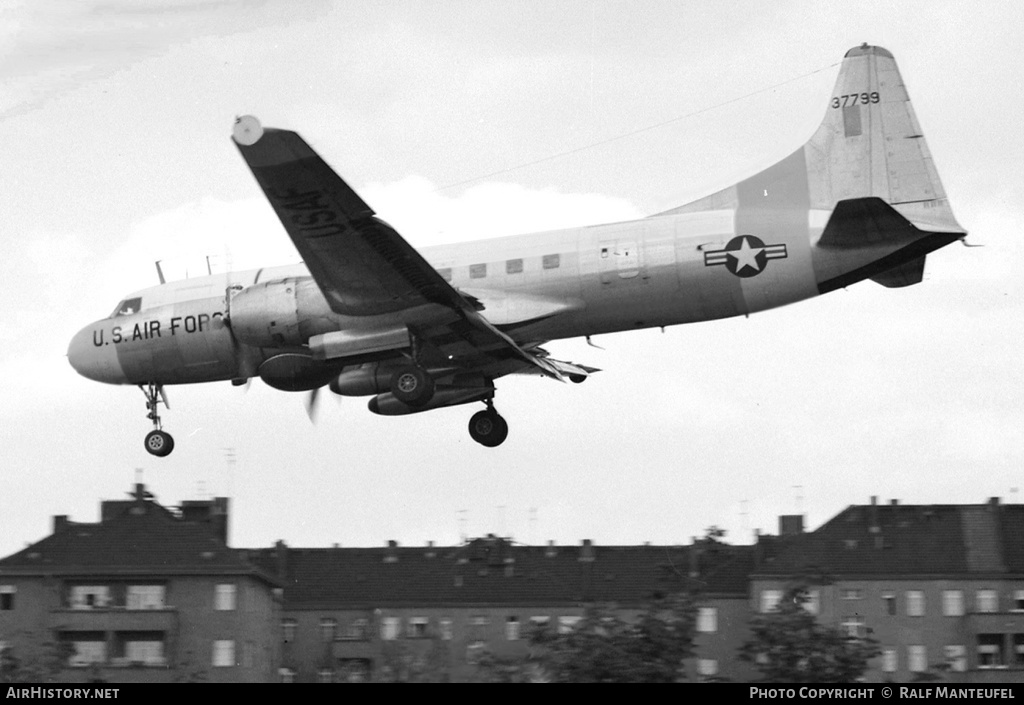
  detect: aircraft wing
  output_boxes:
[231,116,567,381]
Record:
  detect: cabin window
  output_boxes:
[506,259,523,274]
[110,297,142,318]
[469,263,487,279]
[438,267,452,282]
[542,254,561,269]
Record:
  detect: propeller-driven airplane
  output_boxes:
[68,45,966,456]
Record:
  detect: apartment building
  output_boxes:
[751,498,1024,683]
[251,534,758,682]
[0,484,281,682]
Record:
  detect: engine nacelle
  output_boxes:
[228,278,330,348]
[367,385,493,416]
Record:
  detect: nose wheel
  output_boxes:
[140,383,174,457]
[468,401,508,447]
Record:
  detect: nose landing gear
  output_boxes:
[140,383,174,457]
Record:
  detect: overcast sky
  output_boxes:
[2,0,1022,558]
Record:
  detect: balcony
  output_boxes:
[964,612,1024,633]
[50,606,179,633]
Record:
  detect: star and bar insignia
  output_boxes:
[703,235,788,278]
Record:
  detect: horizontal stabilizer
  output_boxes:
[870,256,926,288]
[818,197,920,249]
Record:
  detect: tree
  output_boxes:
[528,593,698,683]
[739,585,879,682]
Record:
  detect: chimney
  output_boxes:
[868,496,880,533]
[890,499,899,506]
[384,540,399,563]
[180,497,229,545]
[689,537,700,578]
[989,497,1001,512]
[52,515,69,534]
[579,539,595,562]
[545,540,557,558]
[779,515,804,536]
[274,540,289,579]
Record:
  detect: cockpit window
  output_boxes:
[109,297,142,318]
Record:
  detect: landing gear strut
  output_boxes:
[468,399,508,448]
[390,333,436,407]
[140,383,174,457]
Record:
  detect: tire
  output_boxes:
[390,365,435,407]
[144,430,175,457]
[468,410,509,447]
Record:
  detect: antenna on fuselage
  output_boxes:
[155,261,166,285]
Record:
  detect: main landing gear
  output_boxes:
[468,399,508,448]
[140,382,174,457]
[390,364,435,407]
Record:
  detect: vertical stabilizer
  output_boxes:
[663,45,964,236]
[804,44,962,233]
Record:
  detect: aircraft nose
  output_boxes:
[68,324,127,384]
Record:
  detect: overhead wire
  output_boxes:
[433,61,841,193]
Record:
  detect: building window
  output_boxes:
[68,640,106,667]
[760,590,782,613]
[558,616,582,634]
[469,616,489,640]
[438,267,452,282]
[906,591,925,617]
[318,669,334,683]
[320,618,337,642]
[215,584,236,611]
[841,615,866,639]
[281,618,296,642]
[1014,635,1024,666]
[881,648,897,673]
[125,640,164,666]
[530,616,550,635]
[469,263,487,279]
[127,585,165,610]
[803,590,820,615]
[883,592,896,616]
[212,640,235,667]
[506,259,523,274]
[977,634,1005,668]
[697,607,718,633]
[976,589,998,613]
[542,254,560,270]
[439,618,453,641]
[1013,590,1024,612]
[70,586,110,609]
[381,617,400,641]
[942,590,964,616]
[908,645,927,673]
[342,618,368,640]
[945,645,967,672]
[0,585,15,611]
[407,617,429,639]
[841,589,863,600]
[505,616,521,641]
[697,659,718,677]
[279,668,295,683]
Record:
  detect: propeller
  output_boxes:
[305,387,320,423]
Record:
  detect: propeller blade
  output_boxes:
[305,387,320,423]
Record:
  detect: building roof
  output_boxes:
[753,500,1024,578]
[0,484,277,584]
[251,535,754,609]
